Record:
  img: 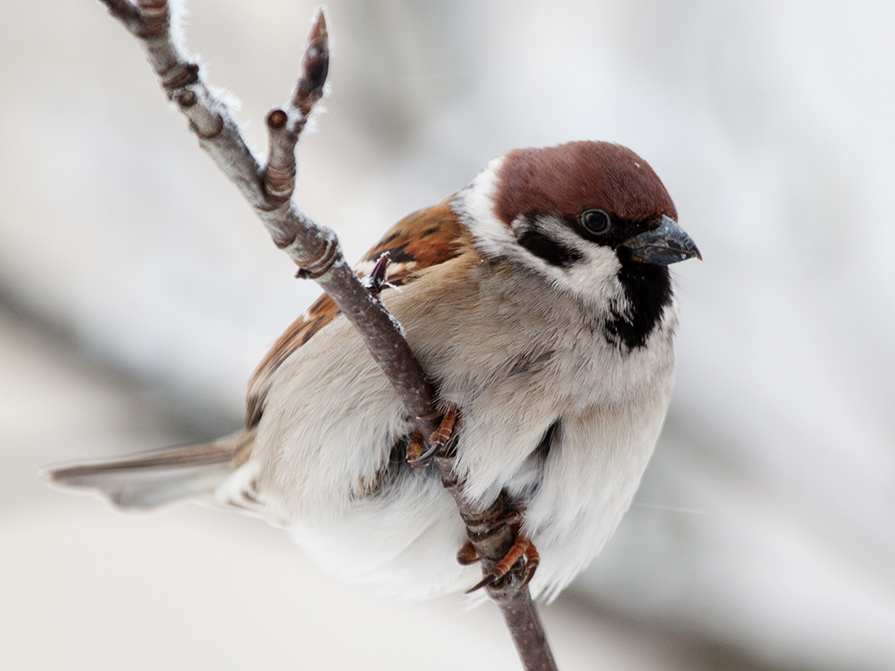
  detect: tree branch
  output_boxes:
[263,13,328,207]
[95,2,558,669]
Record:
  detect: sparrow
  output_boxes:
[47,140,700,602]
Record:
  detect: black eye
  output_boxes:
[579,209,612,235]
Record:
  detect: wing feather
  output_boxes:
[245,200,468,427]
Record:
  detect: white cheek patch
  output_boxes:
[453,157,517,260]
[514,215,626,312]
[454,161,629,316]
[562,240,627,310]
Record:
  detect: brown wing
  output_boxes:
[244,200,468,427]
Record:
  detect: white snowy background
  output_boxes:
[2,1,894,669]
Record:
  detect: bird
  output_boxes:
[47,140,700,602]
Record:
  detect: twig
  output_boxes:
[439,468,558,669]
[263,14,328,206]
[101,1,435,427]
[95,3,558,669]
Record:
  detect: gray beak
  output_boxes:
[622,214,701,265]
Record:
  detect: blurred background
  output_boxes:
[2,0,894,669]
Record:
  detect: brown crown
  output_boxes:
[493,141,677,226]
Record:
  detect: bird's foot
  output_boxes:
[407,406,459,469]
[465,530,540,593]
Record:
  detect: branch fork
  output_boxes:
[95,2,557,669]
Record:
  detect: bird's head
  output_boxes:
[455,140,700,348]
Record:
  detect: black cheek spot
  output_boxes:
[517,229,582,268]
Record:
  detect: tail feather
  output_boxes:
[43,430,254,509]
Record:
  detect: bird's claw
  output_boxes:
[465,533,540,594]
[407,407,459,469]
